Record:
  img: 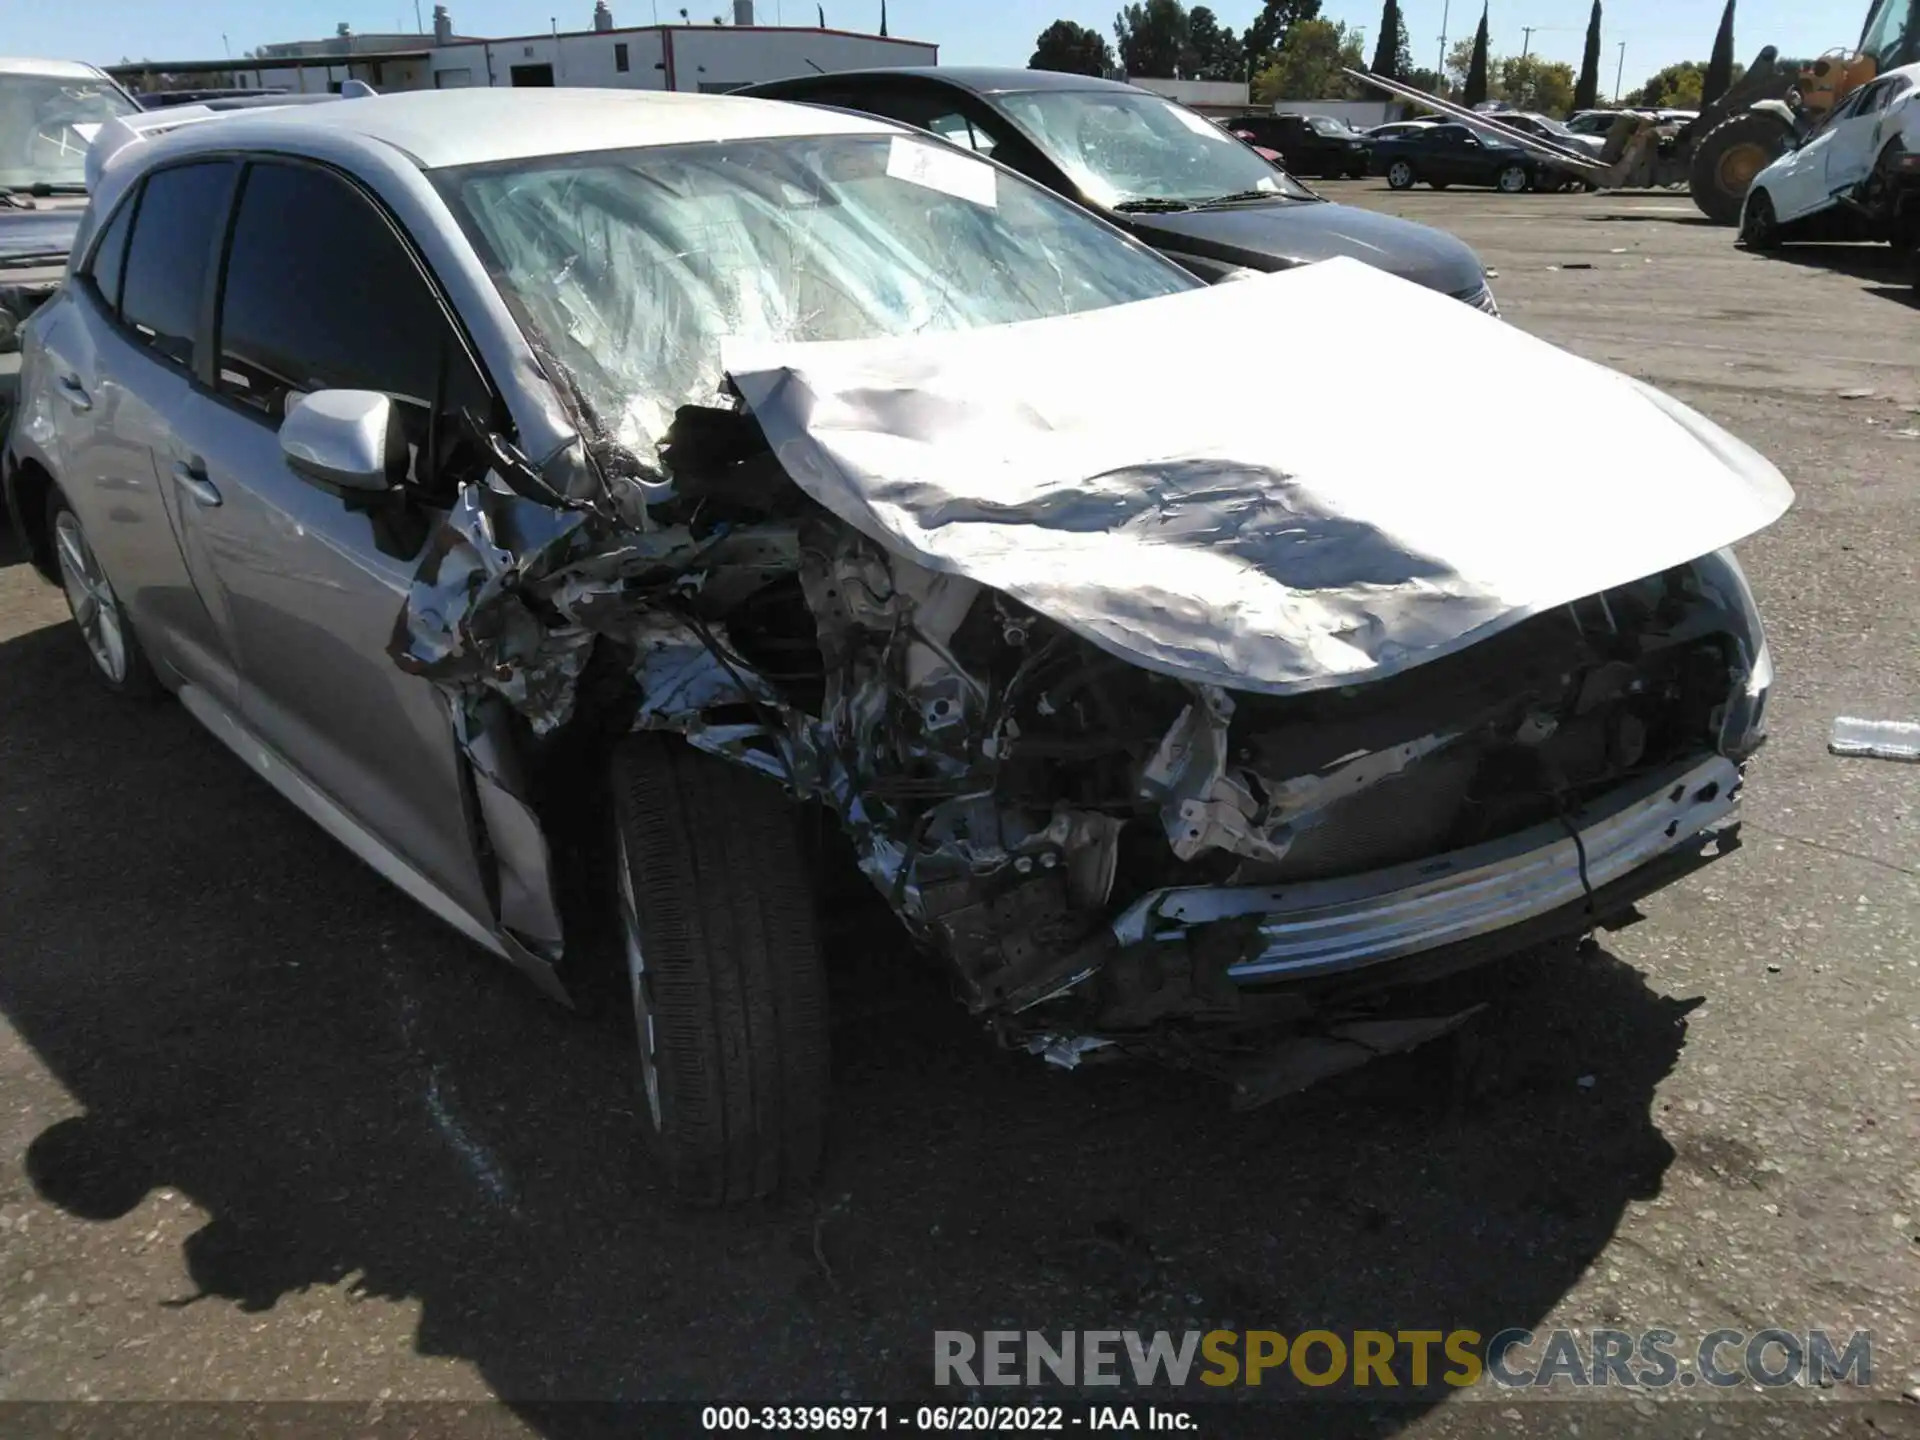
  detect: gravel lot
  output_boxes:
[0,184,1915,1439]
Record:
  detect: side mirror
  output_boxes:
[280,390,407,493]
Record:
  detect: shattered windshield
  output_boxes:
[0,71,137,191]
[994,88,1315,207]
[445,133,1194,465]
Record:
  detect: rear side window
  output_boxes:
[118,161,236,367]
[82,195,136,314]
[216,161,487,432]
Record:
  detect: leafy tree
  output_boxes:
[1622,58,1740,108]
[1497,54,1576,114]
[1186,6,1244,79]
[1463,3,1491,107]
[1242,0,1322,79]
[1370,0,1403,78]
[1446,37,1478,89]
[1030,18,1116,76]
[1404,65,1448,97]
[1574,0,1602,111]
[1702,0,1736,107]
[1251,18,1366,103]
[1114,0,1190,77]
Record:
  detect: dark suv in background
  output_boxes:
[1225,112,1371,178]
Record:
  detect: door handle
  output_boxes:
[170,460,222,508]
[54,374,91,411]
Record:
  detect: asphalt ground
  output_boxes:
[0,182,1916,1440]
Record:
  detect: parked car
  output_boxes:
[1475,111,1606,158]
[1371,122,1543,192]
[1565,109,1630,135]
[1224,112,1371,178]
[0,57,140,460]
[1367,118,1443,141]
[6,89,1789,1207]
[135,88,290,109]
[742,68,1500,309]
[1739,60,1920,277]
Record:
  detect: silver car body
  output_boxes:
[6,89,1788,1047]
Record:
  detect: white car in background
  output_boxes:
[1739,61,1920,272]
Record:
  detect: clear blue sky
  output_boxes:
[8,0,1855,97]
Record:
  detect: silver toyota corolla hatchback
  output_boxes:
[5,89,1790,1207]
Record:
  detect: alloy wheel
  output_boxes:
[53,509,129,686]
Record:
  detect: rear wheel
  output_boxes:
[47,491,159,698]
[1688,109,1795,225]
[609,735,829,1208]
[1387,159,1416,190]
[1496,163,1530,194]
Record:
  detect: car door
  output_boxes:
[44,160,243,706]
[160,156,500,930]
[1826,77,1909,195]
[1426,127,1472,184]
[1769,85,1874,219]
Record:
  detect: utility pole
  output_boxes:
[1519,25,1536,60]
[1436,0,1450,80]
[1614,40,1626,102]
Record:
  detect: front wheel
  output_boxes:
[609,735,830,1208]
[1739,189,1781,251]
[1386,159,1416,190]
[1496,164,1530,194]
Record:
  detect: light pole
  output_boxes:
[1520,25,1536,60]
[1436,0,1451,79]
[1614,41,1627,102]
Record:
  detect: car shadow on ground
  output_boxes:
[0,616,1701,1435]
[1753,243,1918,301]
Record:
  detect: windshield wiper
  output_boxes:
[1112,197,1194,213]
[1195,189,1296,208]
[2,182,87,197]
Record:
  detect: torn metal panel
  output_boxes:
[388,263,1787,1109]
[724,259,1793,700]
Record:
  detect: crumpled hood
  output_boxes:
[723,258,1792,696]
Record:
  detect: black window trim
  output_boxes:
[200,150,503,440]
[85,158,239,372]
[76,182,141,319]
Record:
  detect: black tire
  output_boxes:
[1496,163,1530,194]
[1386,159,1417,190]
[609,734,829,1208]
[1739,188,1781,251]
[45,489,160,699]
[1688,109,1795,226]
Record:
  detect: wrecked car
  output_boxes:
[1739,60,1920,277]
[4,88,1791,1208]
[0,57,140,458]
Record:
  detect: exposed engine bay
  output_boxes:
[388,260,1784,1103]
[393,394,1769,1090]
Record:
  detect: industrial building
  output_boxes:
[106,2,935,98]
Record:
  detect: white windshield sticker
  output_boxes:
[71,122,103,143]
[886,136,998,209]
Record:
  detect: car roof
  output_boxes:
[771,66,1144,98]
[122,87,899,172]
[0,56,110,80]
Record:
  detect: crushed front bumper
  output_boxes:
[1110,753,1742,983]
